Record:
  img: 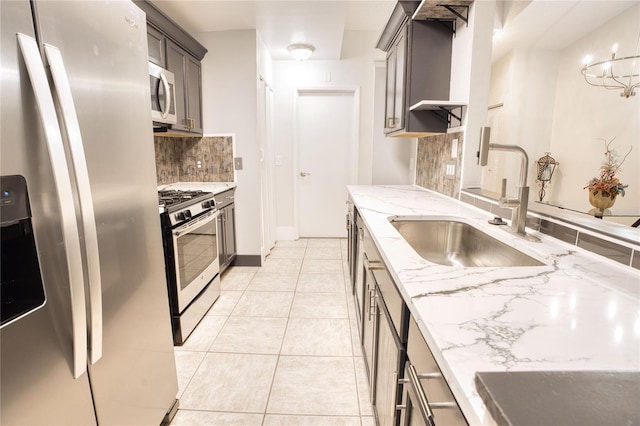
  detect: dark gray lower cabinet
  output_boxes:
[361,226,407,426]
[354,215,366,340]
[374,286,405,426]
[357,222,467,426]
[400,317,468,426]
[215,189,236,274]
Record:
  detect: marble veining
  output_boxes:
[348,185,640,425]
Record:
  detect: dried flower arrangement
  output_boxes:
[584,137,632,199]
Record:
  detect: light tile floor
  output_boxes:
[170,238,375,426]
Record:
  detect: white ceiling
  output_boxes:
[149,1,639,61]
[492,0,639,62]
[149,0,397,60]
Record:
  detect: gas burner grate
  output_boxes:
[158,190,212,209]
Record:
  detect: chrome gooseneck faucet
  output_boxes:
[478,127,536,240]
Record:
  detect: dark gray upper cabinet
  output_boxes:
[147,25,165,67]
[377,1,455,137]
[167,41,203,135]
[134,1,207,61]
[134,0,206,136]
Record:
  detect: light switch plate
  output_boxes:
[234,157,243,170]
[451,138,458,158]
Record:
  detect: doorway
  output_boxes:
[294,88,359,238]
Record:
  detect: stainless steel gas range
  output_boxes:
[158,189,220,345]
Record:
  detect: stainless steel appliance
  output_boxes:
[159,190,221,345]
[0,1,179,424]
[149,61,177,126]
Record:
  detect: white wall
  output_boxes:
[198,30,263,258]
[547,5,639,223]
[484,48,560,197]
[485,5,639,224]
[272,30,386,238]
[454,0,496,190]
[372,61,416,184]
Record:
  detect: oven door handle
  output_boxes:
[173,209,220,237]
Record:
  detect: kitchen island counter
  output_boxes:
[348,185,639,425]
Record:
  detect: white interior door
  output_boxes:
[296,89,358,238]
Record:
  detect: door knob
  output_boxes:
[300,172,310,177]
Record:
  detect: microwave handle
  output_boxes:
[159,71,171,119]
[17,33,88,379]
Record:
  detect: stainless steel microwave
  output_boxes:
[149,62,177,125]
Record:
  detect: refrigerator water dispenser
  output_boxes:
[1,175,46,328]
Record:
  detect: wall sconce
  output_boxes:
[581,35,640,98]
[287,44,315,61]
[536,152,558,202]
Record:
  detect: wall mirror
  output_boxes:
[479,0,639,231]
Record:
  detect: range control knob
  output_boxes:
[184,210,192,219]
[202,200,213,209]
[174,212,186,221]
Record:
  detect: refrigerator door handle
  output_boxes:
[44,44,103,365]
[17,33,88,379]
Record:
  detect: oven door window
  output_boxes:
[172,210,220,312]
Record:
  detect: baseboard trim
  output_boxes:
[276,226,298,241]
[233,255,262,267]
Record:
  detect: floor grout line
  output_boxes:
[172,238,372,425]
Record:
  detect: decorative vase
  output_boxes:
[588,190,616,214]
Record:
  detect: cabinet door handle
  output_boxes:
[364,257,383,271]
[417,372,443,379]
[368,287,377,321]
[407,363,435,424]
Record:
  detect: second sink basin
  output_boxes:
[390,217,544,267]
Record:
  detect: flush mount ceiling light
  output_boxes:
[287,44,315,61]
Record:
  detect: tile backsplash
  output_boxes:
[154,135,234,185]
[415,131,464,198]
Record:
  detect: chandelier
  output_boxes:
[581,34,640,98]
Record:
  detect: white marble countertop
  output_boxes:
[348,185,640,425]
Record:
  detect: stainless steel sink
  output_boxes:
[390,218,544,267]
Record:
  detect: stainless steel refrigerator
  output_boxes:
[0,1,179,424]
